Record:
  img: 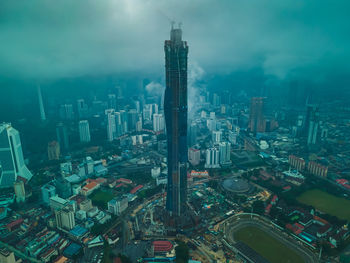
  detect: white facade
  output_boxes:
[212,130,222,143]
[0,123,33,187]
[188,148,200,166]
[153,113,165,132]
[205,148,220,168]
[108,197,128,215]
[79,120,91,143]
[55,207,75,230]
[219,142,231,165]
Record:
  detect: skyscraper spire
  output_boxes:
[37,85,46,121]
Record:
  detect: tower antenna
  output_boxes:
[171,20,175,29]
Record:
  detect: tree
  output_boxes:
[175,241,189,263]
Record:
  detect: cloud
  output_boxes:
[145,81,164,96]
[0,0,349,83]
[188,61,205,118]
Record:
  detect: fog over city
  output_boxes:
[1,0,349,81]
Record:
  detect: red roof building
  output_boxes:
[6,218,24,231]
[152,241,173,253]
[130,185,143,194]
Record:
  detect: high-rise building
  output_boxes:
[14,181,25,203]
[188,122,198,147]
[108,196,128,215]
[212,130,222,144]
[306,105,319,145]
[108,94,117,110]
[188,148,200,166]
[55,206,75,230]
[106,109,116,141]
[228,130,238,145]
[77,99,89,119]
[153,113,165,132]
[0,248,16,263]
[59,104,74,120]
[219,142,231,165]
[37,85,46,121]
[205,148,220,168]
[79,120,91,143]
[143,104,153,121]
[41,183,56,205]
[0,123,33,187]
[249,97,265,133]
[56,123,69,151]
[164,26,188,216]
[48,141,60,160]
[128,109,138,131]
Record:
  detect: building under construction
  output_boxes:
[164,25,188,217]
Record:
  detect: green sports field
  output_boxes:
[234,226,305,263]
[297,189,350,221]
[90,190,114,209]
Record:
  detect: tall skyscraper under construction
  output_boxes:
[164,25,188,216]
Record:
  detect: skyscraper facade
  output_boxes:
[164,26,188,216]
[79,120,91,143]
[249,97,265,133]
[56,123,69,151]
[0,123,33,187]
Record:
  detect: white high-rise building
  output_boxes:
[207,118,217,131]
[188,148,200,166]
[106,109,116,141]
[153,113,164,132]
[205,148,220,168]
[212,130,222,143]
[219,142,231,165]
[0,123,33,187]
[143,104,153,121]
[79,120,91,143]
[59,104,74,120]
[55,206,75,230]
[228,130,238,145]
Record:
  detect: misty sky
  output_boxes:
[0,0,349,85]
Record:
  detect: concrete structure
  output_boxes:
[50,195,68,211]
[188,148,200,166]
[79,199,93,211]
[79,120,91,143]
[14,180,25,203]
[80,181,100,196]
[0,123,33,187]
[56,123,69,151]
[108,196,128,215]
[41,183,56,205]
[37,85,46,121]
[77,99,89,119]
[0,247,16,263]
[48,141,60,160]
[55,206,75,230]
[164,25,189,216]
[59,104,74,120]
[212,130,222,143]
[205,147,220,168]
[249,97,265,133]
[219,142,231,165]
[153,113,165,132]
